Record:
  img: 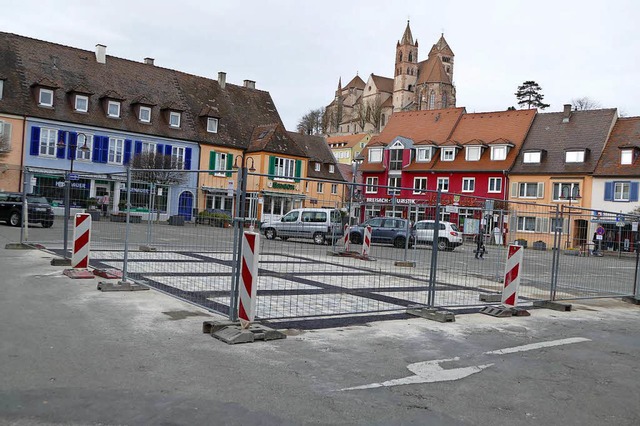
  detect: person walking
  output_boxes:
[475,232,485,259]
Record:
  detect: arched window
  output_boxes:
[407,67,410,74]
[408,52,413,62]
[408,84,413,91]
[442,92,448,108]
[429,90,436,110]
[381,114,386,127]
[399,52,403,62]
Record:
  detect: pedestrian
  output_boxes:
[474,232,485,259]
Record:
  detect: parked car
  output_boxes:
[349,217,415,248]
[414,220,463,251]
[0,192,54,228]
[261,208,343,245]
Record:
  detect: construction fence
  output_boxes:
[16,166,640,323]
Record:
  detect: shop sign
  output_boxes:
[272,182,296,190]
[365,197,416,204]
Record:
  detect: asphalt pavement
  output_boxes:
[1,225,640,425]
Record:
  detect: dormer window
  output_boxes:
[441,147,456,161]
[369,148,382,163]
[107,101,120,118]
[38,88,54,107]
[169,111,181,128]
[139,106,151,123]
[417,147,432,162]
[490,146,507,161]
[207,117,219,133]
[74,95,88,112]
[314,162,321,172]
[329,164,335,173]
[523,151,541,163]
[465,146,481,161]
[621,149,633,165]
[565,150,585,163]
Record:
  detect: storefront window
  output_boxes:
[35,176,90,208]
[124,183,168,212]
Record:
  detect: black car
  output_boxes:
[0,192,54,228]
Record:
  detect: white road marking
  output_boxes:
[483,337,591,355]
[341,337,590,391]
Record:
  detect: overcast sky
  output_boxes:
[1,0,638,130]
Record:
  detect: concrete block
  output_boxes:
[63,269,94,279]
[97,281,149,292]
[5,243,37,250]
[93,268,123,279]
[533,300,572,311]
[139,245,157,252]
[479,293,502,302]
[51,258,71,266]
[202,320,237,334]
[212,327,255,344]
[208,323,287,344]
[394,261,416,267]
[406,306,455,322]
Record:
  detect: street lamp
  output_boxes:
[57,132,90,259]
[349,154,364,225]
[560,185,581,249]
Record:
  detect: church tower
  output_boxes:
[393,21,418,112]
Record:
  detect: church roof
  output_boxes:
[417,56,451,85]
[429,34,454,57]
[344,75,366,90]
[400,21,414,45]
[370,74,394,93]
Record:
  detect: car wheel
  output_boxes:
[313,232,325,245]
[394,236,406,248]
[264,228,276,240]
[9,212,21,227]
[42,221,54,228]
[350,232,362,244]
[437,239,448,251]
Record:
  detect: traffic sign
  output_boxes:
[596,226,605,236]
[68,173,79,181]
[616,221,625,227]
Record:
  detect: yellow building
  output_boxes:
[0,114,25,192]
[326,133,371,164]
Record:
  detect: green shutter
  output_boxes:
[226,153,233,177]
[268,156,276,179]
[294,159,302,182]
[208,151,216,175]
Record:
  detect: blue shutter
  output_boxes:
[164,144,172,157]
[29,126,40,156]
[100,136,109,163]
[185,147,192,170]
[67,132,77,160]
[92,135,101,162]
[56,131,67,159]
[156,144,164,154]
[134,141,142,156]
[604,182,614,201]
[123,139,132,164]
[630,182,639,202]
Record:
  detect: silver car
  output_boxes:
[261,208,343,245]
[414,220,463,251]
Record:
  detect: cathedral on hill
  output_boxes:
[325,21,457,136]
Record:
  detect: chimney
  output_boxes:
[95,44,106,64]
[144,57,155,65]
[243,79,256,89]
[218,72,226,89]
[562,104,572,123]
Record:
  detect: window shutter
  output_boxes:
[92,135,100,162]
[67,132,77,160]
[268,156,276,178]
[294,159,302,182]
[604,182,614,201]
[156,143,164,155]
[208,151,216,175]
[100,136,109,163]
[164,144,172,157]
[185,147,192,170]
[510,182,518,198]
[226,153,233,177]
[123,139,132,164]
[537,182,544,198]
[630,182,639,202]
[29,126,40,156]
[56,131,66,159]
[134,141,142,156]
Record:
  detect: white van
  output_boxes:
[261,208,343,245]
[414,220,463,251]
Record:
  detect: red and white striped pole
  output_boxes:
[71,213,92,268]
[502,244,524,307]
[361,225,372,258]
[343,224,350,251]
[238,231,260,328]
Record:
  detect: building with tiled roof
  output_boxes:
[325,21,457,137]
[326,133,371,164]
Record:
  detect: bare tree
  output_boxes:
[571,97,601,111]
[131,151,188,221]
[353,99,369,132]
[296,107,325,135]
[366,97,384,131]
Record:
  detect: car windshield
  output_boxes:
[27,196,50,204]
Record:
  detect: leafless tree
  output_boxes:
[296,107,325,135]
[571,97,601,111]
[366,97,384,131]
[353,99,370,132]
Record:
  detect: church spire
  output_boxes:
[400,20,413,45]
[337,77,342,90]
